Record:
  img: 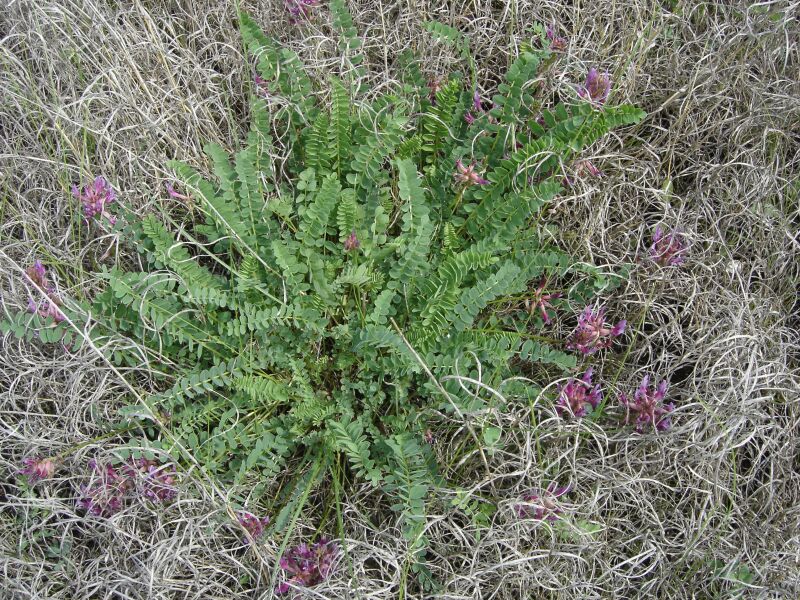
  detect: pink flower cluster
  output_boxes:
[567,305,626,355]
[555,368,602,419]
[77,458,177,517]
[285,0,318,23]
[577,68,611,105]
[343,230,360,252]
[516,483,571,520]
[453,159,489,186]
[526,277,562,324]
[650,226,688,267]
[19,456,57,483]
[276,537,340,595]
[620,376,675,432]
[72,176,117,225]
[237,510,270,542]
[25,260,65,323]
[465,89,487,125]
[546,25,568,51]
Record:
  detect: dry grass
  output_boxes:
[1,0,799,598]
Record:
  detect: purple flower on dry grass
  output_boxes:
[237,511,270,542]
[650,226,688,267]
[276,537,340,595]
[620,376,675,432]
[19,457,56,483]
[78,460,131,517]
[72,176,117,225]
[165,182,191,201]
[27,297,65,323]
[546,25,568,51]
[555,368,602,419]
[253,74,272,98]
[343,231,360,252]
[285,0,317,22]
[567,305,626,355]
[575,160,604,178]
[454,159,489,186]
[526,277,562,324]
[123,458,178,503]
[25,260,65,323]
[25,260,47,288]
[577,68,611,105]
[516,483,571,520]
[77,458,177,517]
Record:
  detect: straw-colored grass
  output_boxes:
[1,1,798,598]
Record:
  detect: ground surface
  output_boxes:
[1,1,798,598]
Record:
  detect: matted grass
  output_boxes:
[1,1,798,598]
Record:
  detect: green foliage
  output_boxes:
[5,14,644,589]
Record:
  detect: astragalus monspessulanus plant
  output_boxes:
[3,6,644,590]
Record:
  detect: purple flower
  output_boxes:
[25,260,48,288]
[123,458,178,503]
[577,68,611,105]
[454,159,489,186]
[24,260,65,323]
[650,226,688,267]
[516,483,571,520]
[253,74,271,97]
[343,231,360,252]
[428,76,444,103]
[72,176,117,226]
[77,458,177,517]
[526,277,562,324]
[546,25,568,51]
[19,457,56,483]
[276,537,340,594]
[555,368,602,418]
[237,510,270,542]
[464,111,476,125]
[27,297,65,323]
[620,376,675,432]
[574,160,604,179]
[285,0,318,22]
[472,89,483,112]
[77,460,131,517]
[165,182,191,201]
[566,305,626,355]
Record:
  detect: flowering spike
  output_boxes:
[19,457,56,483]
[650,226,688,267]
[26,260,48,288]
[516,483,571,520]
[78,458,177,517]
[25,260,65,323]
[72,176,117,225]
[472,89,483,112]
[454,159,489,186]
[344,231,360,252]
[237,511,270,542]
[574,160,604,179]
[555,368,602,418]
[526,277,562,324]
[566,305,626,355]
[428,76,444,103]
[620,376,675,432]
[276,537,340,594]
[577,68,611,105]
[545,25,568,51]
[285,0,318,23]
[78,460,130,517]
[165,182,191,201]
